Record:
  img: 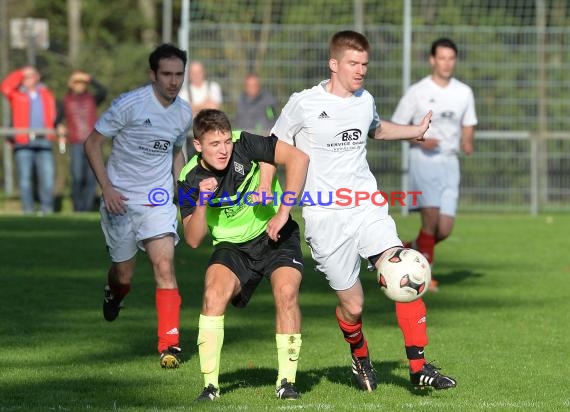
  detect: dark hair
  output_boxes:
[329,30,370,60]
[148,43,187,73]
[430,38,458,57]
[193,109,232,140]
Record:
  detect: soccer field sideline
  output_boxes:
[0,213,568,410]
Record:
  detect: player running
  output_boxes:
[268,30,457,392]
[178,109,308,401]
[84,43,192,368]
[392,37,477,291]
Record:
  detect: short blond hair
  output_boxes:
[329,30,370,60]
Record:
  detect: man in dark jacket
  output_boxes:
[234,73,277,134]
[56,70,107,212]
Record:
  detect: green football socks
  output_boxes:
[276,333,302,387]
[198,314,224,388]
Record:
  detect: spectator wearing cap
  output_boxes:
[56,70,107,212]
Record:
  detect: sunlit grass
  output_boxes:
[1,213,569,411]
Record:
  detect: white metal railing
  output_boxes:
[371,130,570,215]
[1,128,569,214]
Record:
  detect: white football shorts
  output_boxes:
[100,202,180,262]
[303,202,402,291]
[409,147,460,216]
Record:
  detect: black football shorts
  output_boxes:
[208,215,304,308]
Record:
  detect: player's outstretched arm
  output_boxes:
[372,111,431,141]
[265,141,309,241]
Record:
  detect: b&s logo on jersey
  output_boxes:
[139,139,171,156]
[327,129,365,151]
[339,129,361,141]
[152,140,171,151]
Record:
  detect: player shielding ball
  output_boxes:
[392,37,477,291]
[178,109,308,401]
[267,30,456,392]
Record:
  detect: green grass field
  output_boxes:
[1,212,569,411]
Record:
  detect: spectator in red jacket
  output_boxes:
[56,70,107,212]
[1,66,57,214]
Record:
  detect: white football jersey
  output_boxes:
[95,84,192,204]
[392,76,477,154]
[271,80,380,209]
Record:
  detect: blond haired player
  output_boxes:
[268,30,457,392]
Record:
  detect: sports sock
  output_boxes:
[395,299,428,373]
[156,288,181,352]
[415,230,435,264]
[276,333,302,387]
[336,307,369,359]
[406,346,426,373]
[107,269,130,300]
[198,314,224,389]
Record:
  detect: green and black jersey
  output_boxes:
[178,131,282,245]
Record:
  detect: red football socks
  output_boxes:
[156,288,182,352]
[396,299,428,372]
[336,307,369,359]
[415,230,435,264]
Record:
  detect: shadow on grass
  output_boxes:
[220,360,431,396]
[432,269,484,286]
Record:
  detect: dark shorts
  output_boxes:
[208,216,304,308]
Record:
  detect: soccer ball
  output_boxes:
[377,248,431,303]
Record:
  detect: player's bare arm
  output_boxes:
[251,161,277,204]
[265,141,309,241]
[182,177,217,248]
[84,130,128,215]
[172,146,186,182]
[372,111,432,141]
[461,125,475,155]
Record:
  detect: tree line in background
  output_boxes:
[2,0,569,211]
[3,0,569,118]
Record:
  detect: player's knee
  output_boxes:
[153,257,172,275]
[274,284,299,309]
[202,286,231,314]
[340,301,363,322]
[277,281,299,297]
